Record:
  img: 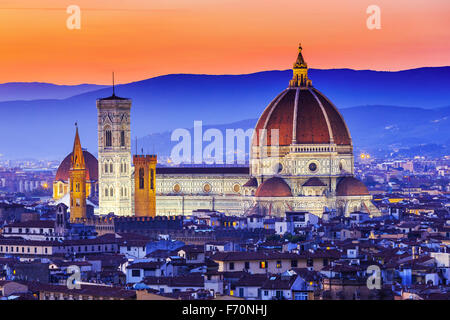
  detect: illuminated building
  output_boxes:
[96,90,133,216]
[52,151,98,201]
[133,155,157,217]
[69,125,87,221]
[154,44,380,217]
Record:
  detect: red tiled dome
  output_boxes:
[55,150,98,181]
[253,87,351,147]
[336,176,369,196]
[255,177,292,197]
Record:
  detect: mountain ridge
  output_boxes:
[0,67,449,159]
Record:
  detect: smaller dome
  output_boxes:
[255,177,292,197]
[336,177,369,196]
[55,150,98,182]
[302,177,326,187]
[243,177,258,188]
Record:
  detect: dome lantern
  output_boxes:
[289,43,312,88]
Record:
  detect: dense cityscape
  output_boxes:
[0,153,449,300]
[1,1,449,310]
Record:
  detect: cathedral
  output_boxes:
[53,44,380,220]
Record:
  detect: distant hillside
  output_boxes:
[0,67,449,159]
[137,105,450,162]
[0,82,108,101]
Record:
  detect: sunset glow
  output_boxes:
[0,0,449,84]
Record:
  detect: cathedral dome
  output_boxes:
[253,45,351,147]
[55,150,98,182]
[255,177,292,197]
[336,176,370,196]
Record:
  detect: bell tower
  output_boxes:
[97,75,133,216]
[133,155,157,217]
[70,124,87,221]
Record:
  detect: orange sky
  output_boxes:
[0,0,449,84]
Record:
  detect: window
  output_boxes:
[104,163,108,173]
[150,169,154,190]
[76,199,80,207]
[276,291,283,299]
[239,288,244,297]
[229,262,235,270]
[105,188,108,197]
[244,262,250,270]
[276,260,282,269]
[110,163,113,173]
[260,261,267,269]
[323,258,329,267]
[294,292,308,300]
[110,187,114,197]
[139,168,145,189]
[120,130,125,147]
[76,183,80,192]
[307,258,314,267]
[105,129,112,147]
[264,290,268,296]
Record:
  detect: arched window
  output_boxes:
[120,187,124,197]
[139,168,145,189]
[59,183,63,194]
[120,130,125,147]
[105,188,108,197]
[76,183,80,192]
[105,128,112,147]
[110,163,113,173]
[110,187,114,197]
[104,163,108,173]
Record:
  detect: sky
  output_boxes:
[0,0,449,84]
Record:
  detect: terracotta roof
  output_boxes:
[243,177,258,187]
[253,87,351,147]
[302,177,326,187]
[126,262,163,270]
[21,281,135,299]
[261,275,298,290]
[143,275,204,287]
[156,167,249,175]
[235,274,268,287]
[336,176,370,196]
[255,177,292,197]
[5,220,55,229]
[55,150,98,181]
